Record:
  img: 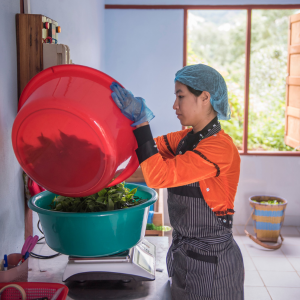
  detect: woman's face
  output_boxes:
[173,81,212,127]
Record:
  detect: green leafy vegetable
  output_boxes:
[49,182,147,212]
[252,199,281,205]
[146,224,172,231]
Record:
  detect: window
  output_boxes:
[187,8,300,154]
[105,3,300,155]
[249,10,299,151]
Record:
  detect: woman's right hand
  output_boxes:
[110,82,155,127]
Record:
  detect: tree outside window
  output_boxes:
[188,9,300,151]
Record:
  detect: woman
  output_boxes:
[111,64,244,300]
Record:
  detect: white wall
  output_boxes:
[31,0,105,71]
[105,9,183,138]
[0,0,25,257]
[105,6,300,227]
[236,156,300,226]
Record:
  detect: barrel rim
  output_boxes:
[249,195,288,206]
[28,183,157,217]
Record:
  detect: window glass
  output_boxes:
[248,9,300,151]
[188,10,247,150]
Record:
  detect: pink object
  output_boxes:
[12,65,139,197]
[27,177,46,197]
[21,236,39,256]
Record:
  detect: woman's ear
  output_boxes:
[201,91,211,104]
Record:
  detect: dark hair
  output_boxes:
[187,85,203,97]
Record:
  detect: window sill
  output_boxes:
[239,151,300,156]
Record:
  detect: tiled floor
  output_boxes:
[233,225,300,300]
[164,226,300,299]
[29,226,300,299]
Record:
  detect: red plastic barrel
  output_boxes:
[12,65,139,197]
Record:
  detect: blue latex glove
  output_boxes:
[110,82,155,127]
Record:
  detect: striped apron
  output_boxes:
[166,123,244,300]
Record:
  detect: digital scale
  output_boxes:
[63,239,156,282]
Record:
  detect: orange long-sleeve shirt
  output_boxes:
[135,127,240,216]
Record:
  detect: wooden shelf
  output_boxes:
[16,14,44,99]
[145,230,163,236]
[126,167,164,236]
[125,167,144,183]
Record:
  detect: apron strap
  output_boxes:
[172,231,232,253]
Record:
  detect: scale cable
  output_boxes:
[29,220,62,259]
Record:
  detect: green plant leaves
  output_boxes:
[107,197,115,211]
[49,182,147,212]
[188,9,299,152]
[146,224,172,231]
[252,199,280,205]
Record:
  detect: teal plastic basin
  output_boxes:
[28,183,157,257]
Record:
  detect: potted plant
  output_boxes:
[245,195,287,250]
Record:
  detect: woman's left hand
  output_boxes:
[110,82,155,127]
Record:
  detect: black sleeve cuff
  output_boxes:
[133,125,153,147]
[135,140,158,164]
[133,125,158,163]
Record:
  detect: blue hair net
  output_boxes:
[174,64,231,120]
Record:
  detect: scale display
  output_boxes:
[133,239,155,274]
[137,251,153,273]
[63,239,156,282]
